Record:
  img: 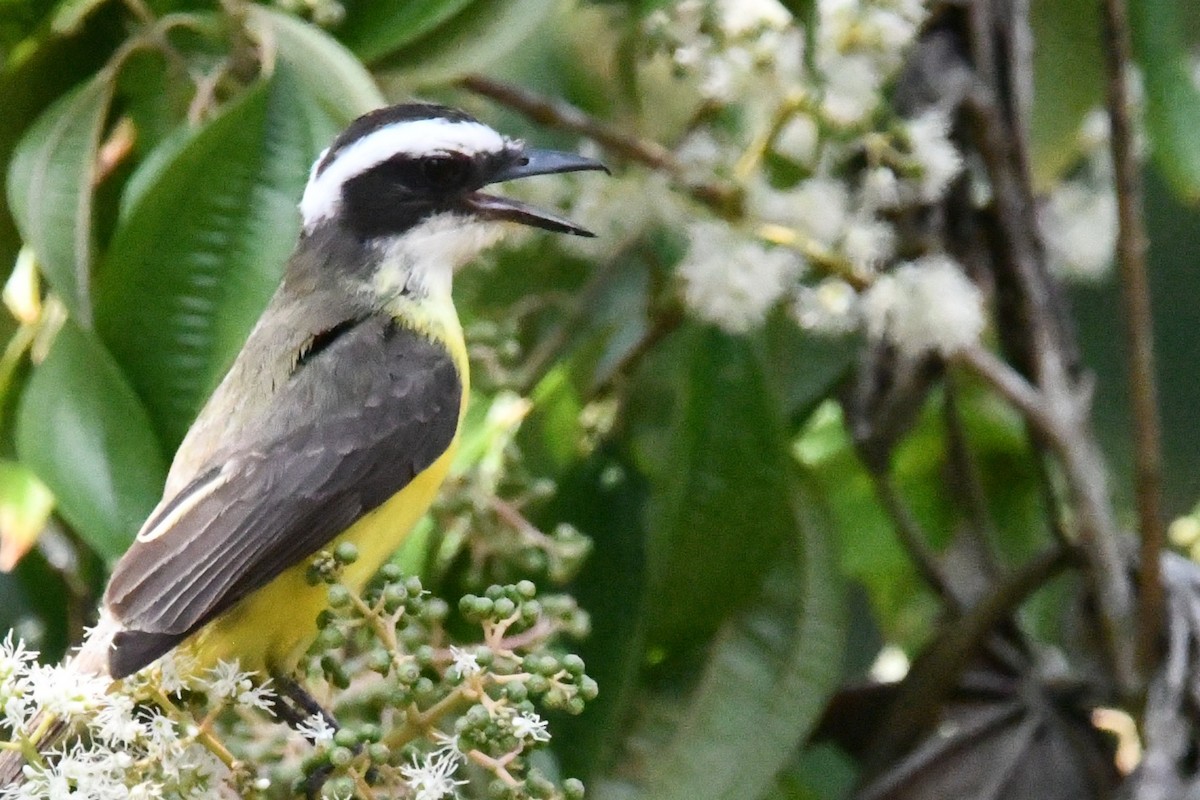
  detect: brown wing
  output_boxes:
[103,317,461,677]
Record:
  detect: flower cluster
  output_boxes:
[0,542,594,800]
[517,0,989,360]
[1039,109,1119,282]
[295,546,595,800]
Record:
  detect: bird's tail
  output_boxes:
[0,615,117,787]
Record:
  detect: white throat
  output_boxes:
[370,214,504,301]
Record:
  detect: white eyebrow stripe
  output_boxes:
[299,119,508,230]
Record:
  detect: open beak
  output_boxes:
[467,149,609,237]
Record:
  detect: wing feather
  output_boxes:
[103,318,461,675]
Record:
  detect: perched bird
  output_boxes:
[0,101,603,782]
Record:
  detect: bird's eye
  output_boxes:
[421,155,470,188]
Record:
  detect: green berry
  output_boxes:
[358,723,381,743]
[334,728,357,749]
[562,654,585,676]
[396,661,421,685]
[580,676,599,700]
[565,696,586,715]
[329,746,354,767]
[405,576,424,596]
[564,778,586,800]
[485,584,504,600]
[327,584,351,609]
[526,674,549,695]
[334,542,359,565]
[368,649,392,675]
[380,563,403,583]
[493,597,516,618]
[516,580,537,599]
[368,742,390,763]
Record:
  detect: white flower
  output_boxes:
[861,255,985,357]
[793,278,860,335]
[201,660,254,703]
[774,114,819,165]
[0,632,37,687]
[819,52,884,125]
[510,711,552,743]
[1041,180,1117,282]
[94,693,146,746]
[751,178,849,247]
[716,0,792,36]
[862,166,902,209]
[399,750,467,800]
[27,663,109,719]
[842,214,895,271]
[297,713,336,746]
[677,221,804,332]
[905,111,963,202]
[448,646,481,680]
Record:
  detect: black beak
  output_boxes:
[466,149,608,237]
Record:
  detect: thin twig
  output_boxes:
[1101,0,1165,676]
[873,472,954,604]
[458,74,739,214]
[942,378,1000,576]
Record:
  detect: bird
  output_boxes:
[0,101,604,782]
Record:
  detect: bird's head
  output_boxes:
[299,103,607,241]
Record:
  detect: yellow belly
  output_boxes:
[181,441,457,674]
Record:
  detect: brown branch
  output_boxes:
[458,74,740,214]
[873,472,954,604]
[960,0,1139,695]
[1101,0,1165,677]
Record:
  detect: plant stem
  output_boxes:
[458,74,739,214]
[1100,0,1165,678]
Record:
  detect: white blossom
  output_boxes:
[27,663,109,719]
[1041,181,1117,282]
[677,221,804,332]
[448,646,481,680]
[510,711,552,743]
[862,165,902,209]
[842,214,896,271]
[297,712,336,746]
[716,0,792,37]
[861,255,985,357]
[819,52,884,125]
[904,111,963,201]
[399,750,467,800]
[793,278,860,335]
[774,114,820,165]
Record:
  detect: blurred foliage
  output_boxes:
[1,0,1200,798]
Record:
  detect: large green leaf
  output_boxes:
[632,325,806,647]
[1133,0,1200,202]
[589,475,845,800]
[245,5,383,119]
[15,319,166,561]
[95,70,341,450]
[7,72,114,325]
[374,0,562,86]
[335,0,477,65]
[636,479,844,800]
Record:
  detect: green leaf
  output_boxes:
[0,460,54,571]
[96,70,341,450]
[7,72,114,324]
[1133,0,1200,202]
[599,477,845,800]
[245,5,383,119]
[374,0,561,86]
[15,318,166,561]
[49,0,109,35]
[632,324,806,648]
[336,0,477,64]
